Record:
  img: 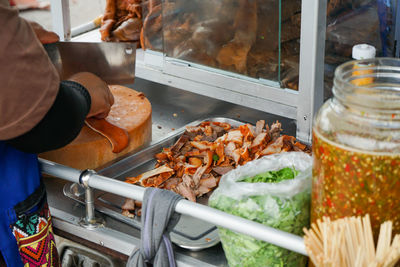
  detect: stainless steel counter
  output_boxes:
[44,78,296,266]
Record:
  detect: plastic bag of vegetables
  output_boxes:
[209,152,312,267]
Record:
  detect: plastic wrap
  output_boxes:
[209,152,312,267]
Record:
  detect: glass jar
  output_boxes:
[312,58,400,237]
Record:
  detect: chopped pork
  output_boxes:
[122,120,310,217]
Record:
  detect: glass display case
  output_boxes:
[162,0,282,85]
[129,0,324,143]
[141,0,300,90]
[50,0,397,143]
[141,0,396,94]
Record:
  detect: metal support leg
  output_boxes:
[50,0,71,41]
[296,0,327,144]
[79,170,105,229]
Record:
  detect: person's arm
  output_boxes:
[0,0,114,153]
[28,20,59,44]
[6,81,91,153]
[5,70,115,154]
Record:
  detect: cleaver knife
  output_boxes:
[44,41,136,84]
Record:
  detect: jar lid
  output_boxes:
[352,44,376,60]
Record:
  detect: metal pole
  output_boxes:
[176,200,306,255]
[85,186,96,222]
[39,159,307,256]
[50,0,71,41]
[79,170,105,228]
[296,0,327,144]
[71,16,103,38]
[40,159,81,183]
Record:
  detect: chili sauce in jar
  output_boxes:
[312,58,400,237]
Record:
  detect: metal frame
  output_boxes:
[395,0,400,57]
[40,159,307,256]
[79,170,105,229]
[136,53,309,137]
[50,0,326,143]
[51,208,213,267]
[136,51,298,119]
[296,0,326,143]
[51,0,102,39]
[136,0,326,144]
[50,0,70,41]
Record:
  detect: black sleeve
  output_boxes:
[6,81,91,154]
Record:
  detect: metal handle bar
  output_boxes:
[39,158,307,256]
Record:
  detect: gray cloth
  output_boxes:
[127,188,183,267]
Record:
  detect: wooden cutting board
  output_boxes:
[40,85,152,170]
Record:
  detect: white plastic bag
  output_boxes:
[209,152,312,267]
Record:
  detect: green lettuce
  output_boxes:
[240,167,299,183]
[209,168,310,267]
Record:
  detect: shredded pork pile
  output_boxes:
[121,120,310,217]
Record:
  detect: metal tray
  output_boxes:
[64,117,246,251]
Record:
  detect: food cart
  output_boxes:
[41,0,398,265]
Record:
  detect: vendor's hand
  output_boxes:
[29,21,59,44]
[68,72,114,119]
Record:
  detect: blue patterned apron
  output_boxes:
[0,141,59,266]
